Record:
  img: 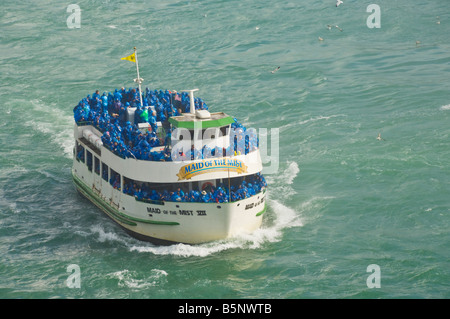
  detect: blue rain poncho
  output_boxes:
[150,190,160,200]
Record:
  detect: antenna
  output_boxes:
[181,89,199,114]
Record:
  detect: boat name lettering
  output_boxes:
[161,210,177,215]
[197,210,207,216]
[245,196,265,210]
[148,206,209,216]
[147,207,161,214]
[177,159,248,180]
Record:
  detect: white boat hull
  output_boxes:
[72,164,266,244]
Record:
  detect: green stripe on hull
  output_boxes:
[72,173,179,226]
[256,204,267,217]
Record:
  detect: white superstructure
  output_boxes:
[72,88,267,244]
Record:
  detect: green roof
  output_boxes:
[168,112,235,130]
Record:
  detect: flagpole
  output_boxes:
[133,47,144,107]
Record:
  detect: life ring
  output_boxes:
[201,182,213,191]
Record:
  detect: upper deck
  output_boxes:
[73,87,259,163]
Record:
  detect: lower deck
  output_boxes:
[72,147,267,244]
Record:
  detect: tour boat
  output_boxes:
[71,49,267,245]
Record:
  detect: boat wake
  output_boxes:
[126,197,303,257]
[26,99,74,159]
[85,160,331,257]
[106,269,168,289]
[124,161,304,257]
[279,114,346,131]
[439,104,450,111]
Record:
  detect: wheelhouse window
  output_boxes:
[102,163,109,182]
[86,150,93,171]
[110,169,121,190]
[94,157,100,175]
[76,142,85,163]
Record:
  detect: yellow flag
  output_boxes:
[121,52,136,63]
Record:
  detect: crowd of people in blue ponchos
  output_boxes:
[74,87,202,125]
[74,87,267,203]
[73,87,258,161]
[119,172,267,203]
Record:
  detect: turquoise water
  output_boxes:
[1,0,449,299]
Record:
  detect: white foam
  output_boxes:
[283,161,300,185]
[90,224,131,245]
[26,99,74,158]
[439,104,450,111]
[108,269,168,289]
[266,161,300,186]
[128,197,303,257]
[264,161,300,201]
[130,241,243,257]
[88,195,327,259]
[279,114,346,131]
[269,198,304,229]
[298,195,335,224]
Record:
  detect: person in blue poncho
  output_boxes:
[150,151,163,161]
[234,184,243,200]
[163,147,172,161]
[73,104,84,123]
[212,187,221,203]
[101,131,111,147]
[230,187,238,202]
[118,104,127,125]
[112,175,121,190]
[176,188,184,199]
[188,190,200,202]
[130,88,139,107]
[165,102,174,118]
[114,89,122,102]
[81,102,90,120]
[150,190,160,201]
[123,121,133,144]
[149,111,157,132]
[135,187,144,201]
[123,182,132,196]
[101,92,108,110]
[109,98,118,116]
[200,190,210,203]
[170,191,181,202]
[92,90,100,107]
[148,132,159,147]
[247,183,256,196]
[134,106,143,124]
[157,109,166,122]
[138,138,150,152]
[160,190,170,201]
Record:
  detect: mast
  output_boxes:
[133,47,144,107]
